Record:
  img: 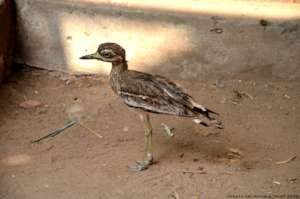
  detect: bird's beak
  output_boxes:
[80,52,101,60]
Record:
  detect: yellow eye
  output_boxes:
[101,52,111,58]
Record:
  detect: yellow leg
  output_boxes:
[130,112,153,171]
[143,113,153,164]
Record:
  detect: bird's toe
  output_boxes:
[128,159,153,172]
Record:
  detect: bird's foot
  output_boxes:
[129,158,153,171]
[161,123,174,137]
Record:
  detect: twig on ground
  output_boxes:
[275,155,296,165]
[169,191,180,199]
[220,171,234,175]
[182,170,207,174]
[233,89,254,100]
[31,119,78,143]
[78,122,103,139]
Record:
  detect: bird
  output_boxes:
[80,42,222,171]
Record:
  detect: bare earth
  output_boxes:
[0,66,299,199]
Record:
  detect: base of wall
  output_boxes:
[0,0,14,83]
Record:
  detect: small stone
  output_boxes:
[210,28,223,34]
[213,80,225,88]
[179,153,185,158]
[43,184,49,188]
[19,100,42,109]
[285,112,290,115]
[284,94,291,99]
[287,178,297,184]
[273,181,281,185]
[123,126,129,132]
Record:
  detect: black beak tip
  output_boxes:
[79,55,87,59]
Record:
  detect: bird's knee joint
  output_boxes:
[144,128,152,136]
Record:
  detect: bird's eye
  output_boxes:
[102,52,111,58]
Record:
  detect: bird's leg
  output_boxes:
[130,113,153,171]
[143,113,153,164]
[161,123,174,137]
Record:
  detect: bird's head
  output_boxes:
[80,42,126,63]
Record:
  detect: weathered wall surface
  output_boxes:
[14,0,300,79]
[0,0,14,83]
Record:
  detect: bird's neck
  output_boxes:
[111,59,128,73]
[109,59,127,94]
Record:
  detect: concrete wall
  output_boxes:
[0,0,14,83]
[14,0,300,79]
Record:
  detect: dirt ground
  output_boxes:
[0,65,299,199]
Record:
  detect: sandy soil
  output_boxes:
[0,65,299,199]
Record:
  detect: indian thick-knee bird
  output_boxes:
[80,42,222,171]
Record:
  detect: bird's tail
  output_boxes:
[190,100,223,129]
[192,106,218,120]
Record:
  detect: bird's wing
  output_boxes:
[151,74,194,107]
[151,74,215,114]
[118,71,195,116]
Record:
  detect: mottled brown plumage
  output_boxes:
[80,42,222,171]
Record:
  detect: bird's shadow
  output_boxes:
[154,124,244,166]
